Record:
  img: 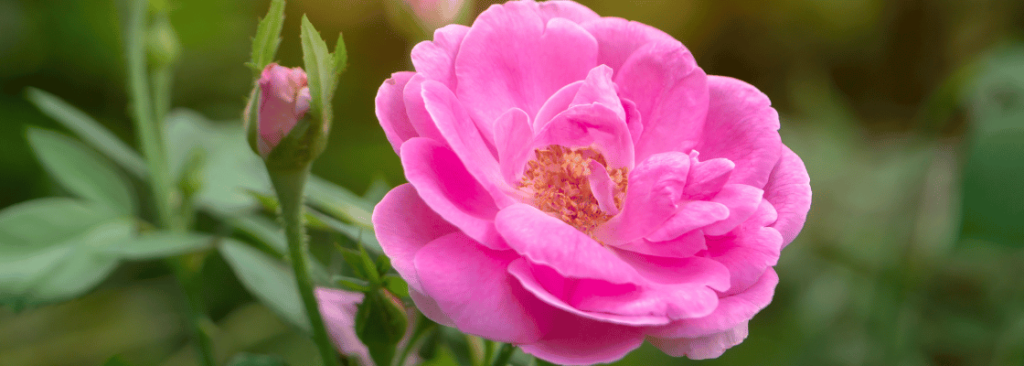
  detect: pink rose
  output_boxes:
[371,0,811,364]
[257,63,311,157]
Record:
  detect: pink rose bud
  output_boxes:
[257,63,311,157]
[404,0,466,31]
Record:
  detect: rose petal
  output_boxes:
[400,138,507,250]
[495,203,643,285]
[422,80,518,207]
[615,41,708,162]
[536,0,601,24]
[373,184,458,292]
[316,288,373,366]
[570,65,625,121]
[534,103,635,168]
[698,76,782,188]
[588,160,620,215]
[615,230,707,258]
[582,17,678,72]
[456,3,597,127]
[764,146,812,247]
[519,310,646,366]
[649,322,749,360]
[402,74,445,142]
[508,259,668,326]
[645,201,729,242]
[648,269,778,339]
[708,226,782,296]
[414,232,550,344]
[596,152,691,245]
[612,249,730,291]
[376,72,417,153]
[703,184,765,236]
[409,288,455,327]
[411,24,470,88]
[685,155,735,200]
[494,108,535,185]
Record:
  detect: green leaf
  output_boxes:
[104,231,214,260]
[311,210,381,253]
[306,175,374,228]
[249,0,286,74]
[219,238,310,332]
[26,128,135,215]
[362,177,389,204]
[299,15,337,132]
[102,356,133,366]
[355,291,408,366]
[226,353,289,366]
[333,275,372,292]
[25,88,147,178]
[0,197,118,247]
[333,32,348,76]
[226,215,287,255]
[383,274,409,299]
[375,254,392,276]
[0,210,133,307]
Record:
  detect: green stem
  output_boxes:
[269,165,342,366]
[482,340,495,366]
[126,2,215,365]
[490,343,516,366]
[395,321,436,366]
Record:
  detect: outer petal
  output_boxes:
[649,322,749,360]
[519,310,646,366]
[698,76,783,188]
[581,17,678,72]
[411,24,470,88]
[648,269,778,339]
[413,232,550,344]
[615,41,708,162]
[763,146,812,247]
[422,80,515,207]
[409,288,455,327]
[595,152,691,245]
[372,184,457,292]
[535,0,601,24]
[613,249,730,292]
[400,138,506,250]
[316,288,373,366]
[403,75,445,142]
[495,204,643,285]
[376,72,417,153]
[456,3,598,127]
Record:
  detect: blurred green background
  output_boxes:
[2,0,1024,365]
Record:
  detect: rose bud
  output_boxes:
[256,63,311,157]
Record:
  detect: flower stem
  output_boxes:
[268,165,342,366]
[125,1,215,365]
[490,343,516,366]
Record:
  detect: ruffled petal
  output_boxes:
[409,288,455,327]
[533,103,635,169]
[615,41,708,162]
[422,80,516,207]
[707,226,782,296]
[648,269,778,339]
[613,249,730,292]
[704,184,765,236]
[402,74,445,142]
[764,146,812,247]
[588,160,620,215]
[615,230,707,258]
[595,152,691,245]
[495,204,643,285]
[569,65,625,121]
[456,3,597,127]
[645,201,728,242]
[372,184,458,292]
[376,72,417,153]
[414,232,551,344]
[411,24,470,88]
[685,155,735,200]
[508,259,668,326]
[581,17,678,72]
[519,310,646,366]
[649,322,749,360]
[400,138,507,250]
[698,76,782,188]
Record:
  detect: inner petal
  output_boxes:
[518,145,628,238]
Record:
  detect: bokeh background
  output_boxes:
[2,0,1024,365]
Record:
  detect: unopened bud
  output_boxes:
[257,63,311,157]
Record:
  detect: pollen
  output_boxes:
[518,145,629,237]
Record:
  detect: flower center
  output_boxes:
[518,145,628,236]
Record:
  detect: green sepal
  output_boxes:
[244,85,261,156]
[248,0,286,75]
[355,291,408,366]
